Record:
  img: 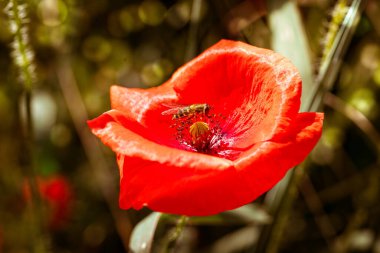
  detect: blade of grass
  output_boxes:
[262,0,314,214]
[210,226,260,253]
[130,212,162,253]
[266,0,314,108]
[252,0,365,252]
[311,0,366,111]
[252,2,315,252]
[299,174,337,245]
[185,204,272,226]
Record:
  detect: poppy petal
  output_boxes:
[87,110,232,170]
[234,112,324,198]
[110,84,177,123]
[88,40,324,216]
[114,112,323,216]
[108,85,184,147]
[117,154,251,215]
[170,40,302,147]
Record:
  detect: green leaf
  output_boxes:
[267,0,314,111]
[224,204,272,224]
[129,212,162,253]
[187,204,272,226]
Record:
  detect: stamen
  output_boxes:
[189,121,210,142]
[165,105,238,159]
[189,121,211,152]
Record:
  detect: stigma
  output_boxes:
[167,107,229,157]
[189,121,211,151]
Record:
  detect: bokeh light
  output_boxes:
[2,0,380,252]
[138,0,166,26]
[37,0,68,27]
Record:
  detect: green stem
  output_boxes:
[19,50,48,253]
[160,216,189,253]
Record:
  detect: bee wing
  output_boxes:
[161,107,180,115]
[161,103,186,115]
[162,103,185,108]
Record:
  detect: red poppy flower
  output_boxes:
[24,175,72,229]
[88,40,323,216]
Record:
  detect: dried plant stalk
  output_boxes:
[4,0,36,89]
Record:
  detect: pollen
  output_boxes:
[189,121,210,142]
[168,107,232,157]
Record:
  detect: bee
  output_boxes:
[161,103,210,120]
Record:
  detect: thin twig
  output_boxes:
[318,167,375,204]
[324,92,380,155]
[299,174,336,246]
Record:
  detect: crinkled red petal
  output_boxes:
[87,110,232,170]
[109,85,180,148]
[107,40,302,152]
[117,154,251,215]
[110,84,176,121]
[234,112,324,201]
[171,40,302,147]
[87,39,324,215]
[110,112,323,216]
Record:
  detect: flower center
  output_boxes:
[166,105,232,157]
[189,121,211,152]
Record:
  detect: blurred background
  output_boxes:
[1,0,380,252]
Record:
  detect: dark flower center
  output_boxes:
[167,106,237,159]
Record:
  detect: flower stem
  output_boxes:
[160,215,189,253]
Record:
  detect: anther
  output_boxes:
[189,122,210,142]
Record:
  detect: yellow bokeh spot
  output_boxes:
[348,88,376,117]
[360,43,380,70]
[82,36,112,63]
[373,66,380,86]
[50,124,72,147]
[322,127,344,149]
[138,0,166,26]
[166,1,191,28]
[140,59,173,87]
[141,62,165,87]
[119,6,144,33]
[36,25,65,47]
[37,0,68,27]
